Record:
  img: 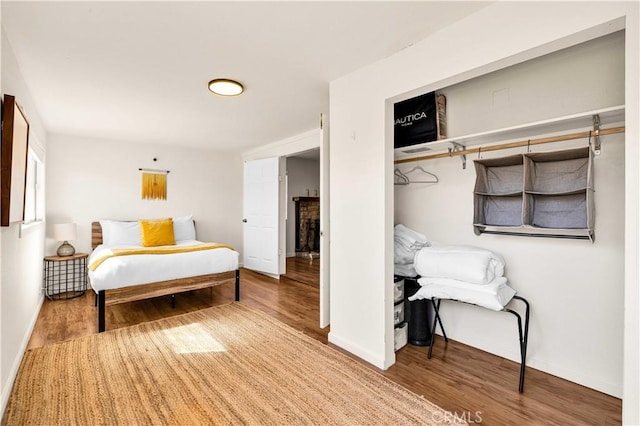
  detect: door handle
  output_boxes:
[242,219,247,223]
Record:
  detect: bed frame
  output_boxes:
[91,221,240,333]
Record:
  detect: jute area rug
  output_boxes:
[4,303,461,425]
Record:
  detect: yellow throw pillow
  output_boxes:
[139,218,176,247]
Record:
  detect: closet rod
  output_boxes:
[394,126,625,165]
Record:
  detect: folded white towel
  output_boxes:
[395,245,424,264]
[394,224,428,245]
[408,279,516,311]
[394,224,430,264]
[413,245,505,285]
[394,263,418,278]
[418,276,508,295]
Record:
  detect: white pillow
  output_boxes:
[98,220,112,245]
[99,220,141,246]
[173,215,196,241]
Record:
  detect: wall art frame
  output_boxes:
[1,94,30,226]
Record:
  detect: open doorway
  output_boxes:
[242,123,329,327]
[282,148,320,287]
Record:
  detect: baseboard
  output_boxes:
[243,269,279,280]
[1,294,45,416]
[526,355,622,398]
[328,331,388,370]
[286,252,296,258]
[434,331,623,398]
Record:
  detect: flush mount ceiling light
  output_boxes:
[208,79,244,96]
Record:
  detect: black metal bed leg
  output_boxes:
[98,290,106,333]
[505,295,530,393]
[235,269,240,301]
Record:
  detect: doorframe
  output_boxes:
[242,128,326,277]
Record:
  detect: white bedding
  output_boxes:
[394,224,430,264]
[88,240,239,292]
[394,262,418,278]
[413,245,505,285]
[408,277,516,311]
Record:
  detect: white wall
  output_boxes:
[329,1,639,420]
[439,31,624,138]
[285,157,320,257]
[624,4,640,422]
[1,29,48,413]
[242,129,319,162]
[45,134,243,257]
[1,7,4,414]
[0,7,3,414]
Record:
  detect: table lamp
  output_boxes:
[53,223,77,256]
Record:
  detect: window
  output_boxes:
[23,147,44,224]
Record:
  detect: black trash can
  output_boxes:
[404,277,432,346]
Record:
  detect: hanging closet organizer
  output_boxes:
[473,147,594,240]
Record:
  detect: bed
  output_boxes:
[89,218,240,332]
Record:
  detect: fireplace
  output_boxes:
[293,196,320,257]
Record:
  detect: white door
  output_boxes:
[243,157,280,276]
[319,113,330,328]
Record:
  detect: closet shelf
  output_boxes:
[394,105,625,159]
[525,188,591,196]
[475,191,522,197]
[473,225,594,240]
[472,223,594,230]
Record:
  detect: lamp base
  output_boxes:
[57,241,76,257]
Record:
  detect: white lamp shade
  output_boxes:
[53,223,77,241]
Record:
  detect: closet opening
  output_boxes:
[283,148,321,287]
[391,29,625,399]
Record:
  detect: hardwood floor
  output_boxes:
[27,267,621,425]
[281,256,320,287]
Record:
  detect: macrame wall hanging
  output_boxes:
[140,168,169,200]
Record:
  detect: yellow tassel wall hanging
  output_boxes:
[141,171,167,200]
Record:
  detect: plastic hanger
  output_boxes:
[394,166,439,185]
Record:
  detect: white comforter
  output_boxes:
[409,277,516,311]
[413,245,505,285]
[88,240,239,292]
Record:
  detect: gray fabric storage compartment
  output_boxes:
[524,148,591,193]
[474,147,594,239]
[474,155,524,195]
[394,301,405,326]
[475,195,523,226]
[526,158,589,193]
[523,147,594,231]
[528,193,588,229]
[474,155,524,227]
[394,278,405,303]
